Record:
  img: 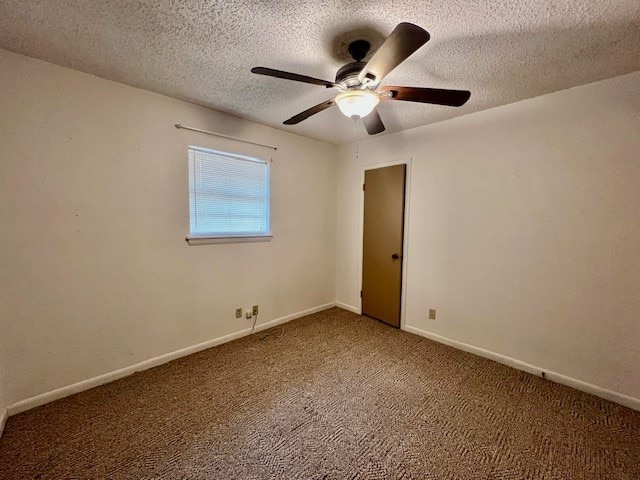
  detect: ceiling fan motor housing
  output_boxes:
[336,39,372,89]
[335,61,367,88]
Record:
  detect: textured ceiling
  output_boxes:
[1,1,639,145]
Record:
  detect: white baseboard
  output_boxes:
[0,408,7,439]
[404,325,640,412]
[336,301,359,314]
[7,302,336,416]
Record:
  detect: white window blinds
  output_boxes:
[188,147,270,238]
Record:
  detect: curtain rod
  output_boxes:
[175,124,277,151]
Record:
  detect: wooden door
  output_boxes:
[361,164,406,327]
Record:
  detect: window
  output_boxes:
[187,146,271,244]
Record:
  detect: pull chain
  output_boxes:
[354,118,359,160]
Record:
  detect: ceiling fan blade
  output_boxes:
[357,23,430,86]
[283,99,336,125]
[362,108,385,135]
[380,86,471,107]
[251,67,337,88]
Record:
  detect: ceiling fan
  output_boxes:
[251,22,470,135]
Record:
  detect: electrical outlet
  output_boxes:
[246,311,253,319]
[429,309,436,320]
[252,305,259,316]
[235,307,242,319]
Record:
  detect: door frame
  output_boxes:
[357,157,412,330]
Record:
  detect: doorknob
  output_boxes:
[391,253,400,260]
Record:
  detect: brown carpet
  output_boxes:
[1,307,639,479]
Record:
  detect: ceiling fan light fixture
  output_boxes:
[335,90,379,118]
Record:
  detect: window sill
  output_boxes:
[186,235,273,245]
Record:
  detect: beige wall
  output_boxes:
[336,72,640,401]
[1,45,638,415]
[0,49,338,409]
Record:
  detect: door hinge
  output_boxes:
[360,290,363,298]
[362,183,365,191]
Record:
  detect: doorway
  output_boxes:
[361,163,407,328]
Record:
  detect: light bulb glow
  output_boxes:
[335,90,379,118]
